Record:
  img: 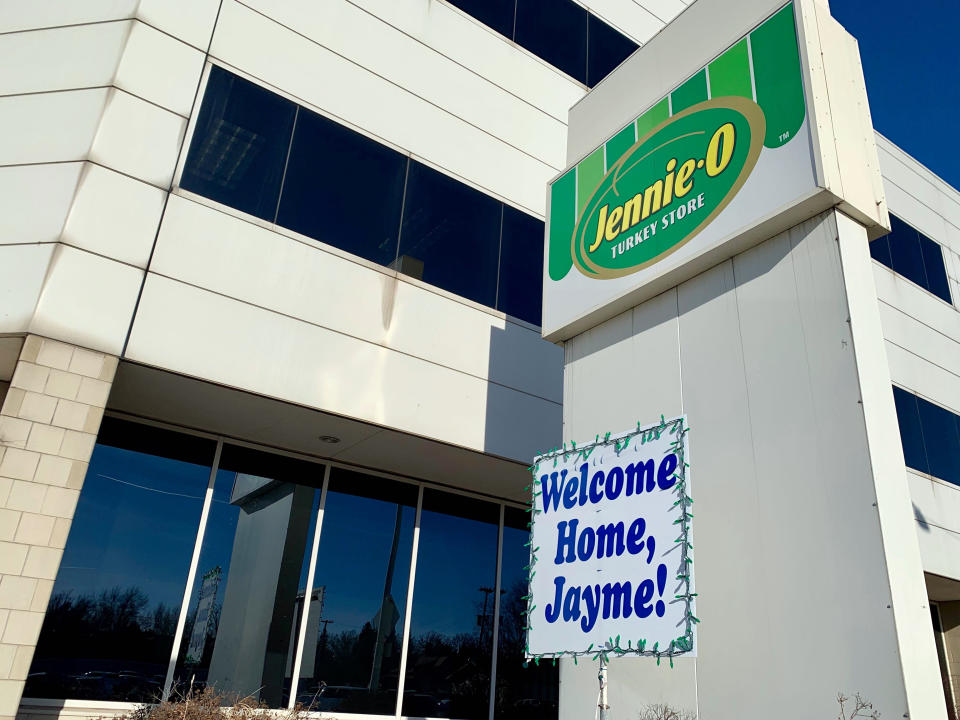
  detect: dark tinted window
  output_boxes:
[182,66,296,221]
[515,0,588,83]
[916,395,960,486]
[888,215,928,289]
[399,161,501,307]
[276,109,406,267]
[869,235,892,267]
[919,233,952,303]
[893,386,960,486]
[170,445,325,707]
[873,214,952,304]
[494,507,558,720]
[587,14,638,86]
[294,469,418,714]
[893,386,929,475]
[402,490,499,719]
[184,67,550,327]
[27,419,216,703]
[497,205,544,325]
[447,0,515,38]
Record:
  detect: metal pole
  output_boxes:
[598,656,609,720]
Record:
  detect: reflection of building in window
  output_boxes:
[184,567,221,665]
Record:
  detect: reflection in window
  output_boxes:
[497,205,545,325]
[870,215,953,304]
[402,490,499,719]
[182,67,549,327]
[276,109,407,268]
[893,386,960,485]
[399,161,502,308]
[294,469,417,714]
[181,66,296,221]
[170,445,324,707]
[26,419,216,703]
[495,508,558,720]
[514,0,588,84]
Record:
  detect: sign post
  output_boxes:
[524,416,695,712]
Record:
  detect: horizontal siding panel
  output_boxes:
[240,0,568,168]
[127,273,559,461]
[209,0,555,216]
[351,0,586,121]
[152,195,563,403]
[885,340,960,416]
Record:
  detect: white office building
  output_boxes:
[0,1,957,719]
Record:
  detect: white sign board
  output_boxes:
[525,417,694,661]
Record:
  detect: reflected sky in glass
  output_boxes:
[28,423,214,703]
[403,490,499,719]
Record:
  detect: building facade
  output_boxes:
[0,0,957,719]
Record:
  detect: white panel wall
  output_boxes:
[136,0,221,51]
[0,164,84,245]
[208,0,564,216]
[0,22,130,95]
[114,21,205,116]
[237,0,566,169]
[151,195,562,404]
[125,271,560,462]
[873,134,960,584]
[0,0,137,33]
[559,211,942,719]
[89,89,187,189]
[29,246,144,356]
[0,89,108,165]
[60,164,166,268]
[0,246,55,333]
[350,0,585,121]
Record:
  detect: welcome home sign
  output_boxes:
[525,417,695,662]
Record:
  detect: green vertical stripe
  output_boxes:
[605,125,636,169]
[670,69,708,113]
[548,169,576,281]
[708,38,753,100]
[635,98,669,140]
[751,3,805,148]
[576,147,605,213]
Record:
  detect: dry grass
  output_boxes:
[116,688,310,720]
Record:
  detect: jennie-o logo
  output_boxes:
[572,97,765,279]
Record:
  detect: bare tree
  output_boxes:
[837,692,880,720]
[638,704,696,720]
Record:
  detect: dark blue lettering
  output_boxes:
[539,471,562,512]
[605,466,624,500]
[601,582,633,619]
[634,578,655,618]
[576,526,595,561]
[657,453,679,490]
[626,517,646,555]
[596,522,625,558]
[545,576,564,623]
[554,519,578,565]
[589,470,605,503]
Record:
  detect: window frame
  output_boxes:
[26,411,541,720]
[869,213,954,307]
[172,62,547,332]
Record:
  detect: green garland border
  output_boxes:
[521,415,695,669]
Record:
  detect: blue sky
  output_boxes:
[831,0,960,189]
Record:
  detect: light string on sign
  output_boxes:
[521,415,695,669]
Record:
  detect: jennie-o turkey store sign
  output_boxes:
[543,2,819,339]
